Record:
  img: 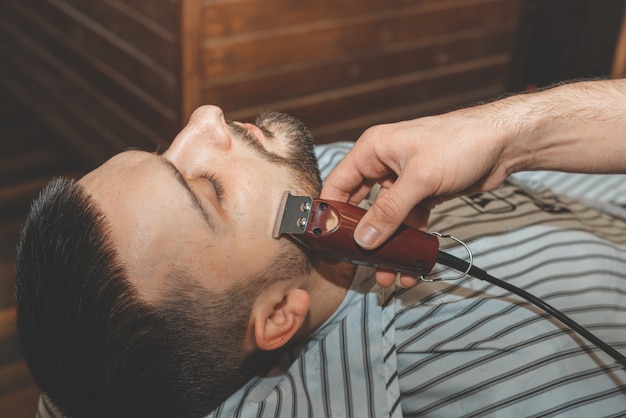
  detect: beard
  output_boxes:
[228,111,324,271]
[228,111,322,198]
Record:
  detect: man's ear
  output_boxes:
[252,288,310,351]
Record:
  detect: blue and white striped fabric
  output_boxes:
[511,171,626,206]
[208,143,626,417]
[38,143,626,417]
[315,141,356,181]
[211,269,403,418]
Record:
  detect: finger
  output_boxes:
[375,185,430,230]
[399,274,418,288]
[321,138,396,202]
[354,171,429,249]
[322,170,392,206]
[375,269,397,288]
[402,205,431,230]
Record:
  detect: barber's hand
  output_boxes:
[321,108,515,287]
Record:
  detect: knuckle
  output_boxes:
[370,195,402,226]
[360,125,386,143]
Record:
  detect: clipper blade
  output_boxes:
[272,192,314,238]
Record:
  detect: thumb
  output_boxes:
[354,181,419,249]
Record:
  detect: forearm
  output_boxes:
[496,78,626,175]
[321,77,626,257]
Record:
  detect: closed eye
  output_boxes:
[203,172,224,204]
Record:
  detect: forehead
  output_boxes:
[81,150,155,190]
[79,151,214,300]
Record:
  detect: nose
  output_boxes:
[164,105,233,176]
[169,105,232,154]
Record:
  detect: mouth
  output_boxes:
[242,123,268,148]
[227,120,271,154]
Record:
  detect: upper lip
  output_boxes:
[242,123,268,149]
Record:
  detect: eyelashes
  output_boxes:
[203,171,224,204]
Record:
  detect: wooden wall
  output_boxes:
[192,0,522,144]
[0,91,87,418]
[510,0,626,91]
[1,0,521,162]
[0,0,183,164]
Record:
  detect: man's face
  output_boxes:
[79,105,321,300]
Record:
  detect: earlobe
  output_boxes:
[254,289,310,351]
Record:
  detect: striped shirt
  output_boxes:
[38,143,626,417]
[211,144,626,417]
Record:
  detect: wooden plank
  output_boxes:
[311,84,505,144]
[226,56,511,124]
[0,383,39,418]
[1,0,522,166]
[105,0,180,33]
[11,2,181,115]
[0,362,36,397]
[612,5,626,76]
[200,0,519,77]
[203,25,516,111]
[0,52,156,162]
[0,262,16,310]
[0,21,173,161]
[0,150,63,183]
[202,0,510,37]
[181,0,203,124]
[0,54,140,163]
[0,307,21,367]
[0,177,63,222]
[0,125,43,155]
[62,0,180,70]
[0,221,23,264]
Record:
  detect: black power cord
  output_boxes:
[436,250,626,371]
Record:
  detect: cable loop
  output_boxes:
[420,232,473,282]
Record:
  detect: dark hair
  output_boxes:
[15,177,288,417]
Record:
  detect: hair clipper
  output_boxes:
[272,192,439,276]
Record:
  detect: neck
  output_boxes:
[298,257,356,337]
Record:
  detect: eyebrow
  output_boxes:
[156,155,218,232]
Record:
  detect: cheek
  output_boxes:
[229,171,284,215]
[194,236,281,292]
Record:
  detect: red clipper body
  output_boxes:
[273,192,439,276]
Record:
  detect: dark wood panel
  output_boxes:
[203,0,497,37]
[0,126,44,157]
[0,0,522,158]
[0,383,39,418]
[1,0,185,161]
[62,0,180,70]
[0,19,176,161]
[0,362,36,399]
[0,88,87,417]
[510,0,625,91]
[0,309,22,367]
[227,57,511,124]
[10,2,180,111]
[105,0,180,33]
[181,0,203,123]
[311,84,505,144]
[205,25,516,112]
[0,177,75,225]
[0,263,17,309]
[0,384,39,418]
[0,221,22,267]
[200,0,518,78]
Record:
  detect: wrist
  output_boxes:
[483,90,546,176]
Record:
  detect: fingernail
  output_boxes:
[355,224,380,248]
